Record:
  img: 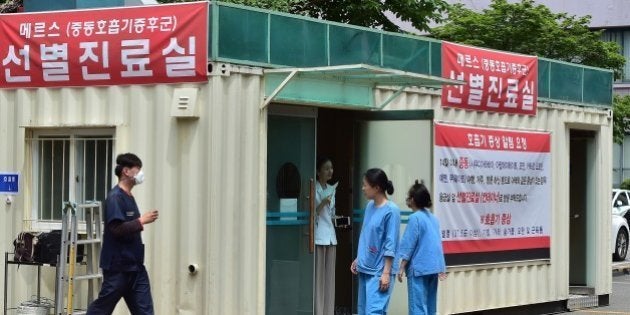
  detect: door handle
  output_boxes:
[309,178,315,254]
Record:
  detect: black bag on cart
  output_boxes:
[33,230,85,264]
[33,230,62,264]
[13,232,38,262]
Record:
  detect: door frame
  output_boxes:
[350,109,435,314]
[265,106,435,314]
[568,128,598,289]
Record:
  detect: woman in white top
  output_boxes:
[314,156,337,315]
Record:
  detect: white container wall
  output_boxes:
[0,66,267,315]
[0,66,613,314]
[376,87,613,314]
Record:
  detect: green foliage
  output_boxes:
[157,0,297,12]
[158,0,450,33]
[0,0,22,13]
[227,0,302,12]
[291,0,450,32]
[620,178,630,190]
[613,95,630,145]
[431,0,625,78]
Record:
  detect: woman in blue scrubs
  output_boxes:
[350,168,401,315]
[397,180,446,315]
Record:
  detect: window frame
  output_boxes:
[27,128,115,231]
[602,29,630,82]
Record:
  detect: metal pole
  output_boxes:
[4,252,8,315]
[56,203,72,315]
[260,70,298,110]
[37,265,41,303]
[66,207,77,315]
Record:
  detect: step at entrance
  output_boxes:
[568,286,598,311]
[567,294,598,310]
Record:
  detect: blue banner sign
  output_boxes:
[0,173,19,194]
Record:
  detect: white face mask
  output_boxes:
[133,170,145,185]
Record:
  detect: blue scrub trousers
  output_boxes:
[407,274,438,315]
[357,272,395,315]
[87,266,154,315]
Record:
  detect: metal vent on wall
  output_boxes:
[170,87,200,118]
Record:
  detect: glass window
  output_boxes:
[28,129,114,227]
[615,191,629,207]
[602,29,630,82]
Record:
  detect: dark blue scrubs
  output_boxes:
[87,185,154,315]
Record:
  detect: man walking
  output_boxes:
[87,153,159,314]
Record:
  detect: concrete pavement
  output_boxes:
[559,258,630,315]
[612,259,630,274]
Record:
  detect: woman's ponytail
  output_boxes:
[364,168,394,195]
[386,180,394,195]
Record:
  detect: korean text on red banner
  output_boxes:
[442,42,538,116]
[434,123,551,264]
[0,2,208,88]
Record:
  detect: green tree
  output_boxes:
[291,0,449,32]
[431,0,625,77]
[614,95,630,145]
[157,0,449,33]
[1,0,22,13]
[157,0,297,12]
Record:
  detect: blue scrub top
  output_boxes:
[100,185,145,272]
[357,200,401,275]
[398,209,446,276]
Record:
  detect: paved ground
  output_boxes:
[558,258,630,315]
[612,258,630,274]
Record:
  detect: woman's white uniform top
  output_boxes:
[315,181,337,245]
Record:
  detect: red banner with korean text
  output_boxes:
[441,42,538,116]
[434,123,551,265]
[0,2,207,88]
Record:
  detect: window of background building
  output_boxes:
[27,129,115,230]
[602,29,630,82]
[613,137,630,188]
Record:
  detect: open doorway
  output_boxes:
[569,129,597,289]
[316,108,434,314]
[316,108,356,314]
[265,105,434,314]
